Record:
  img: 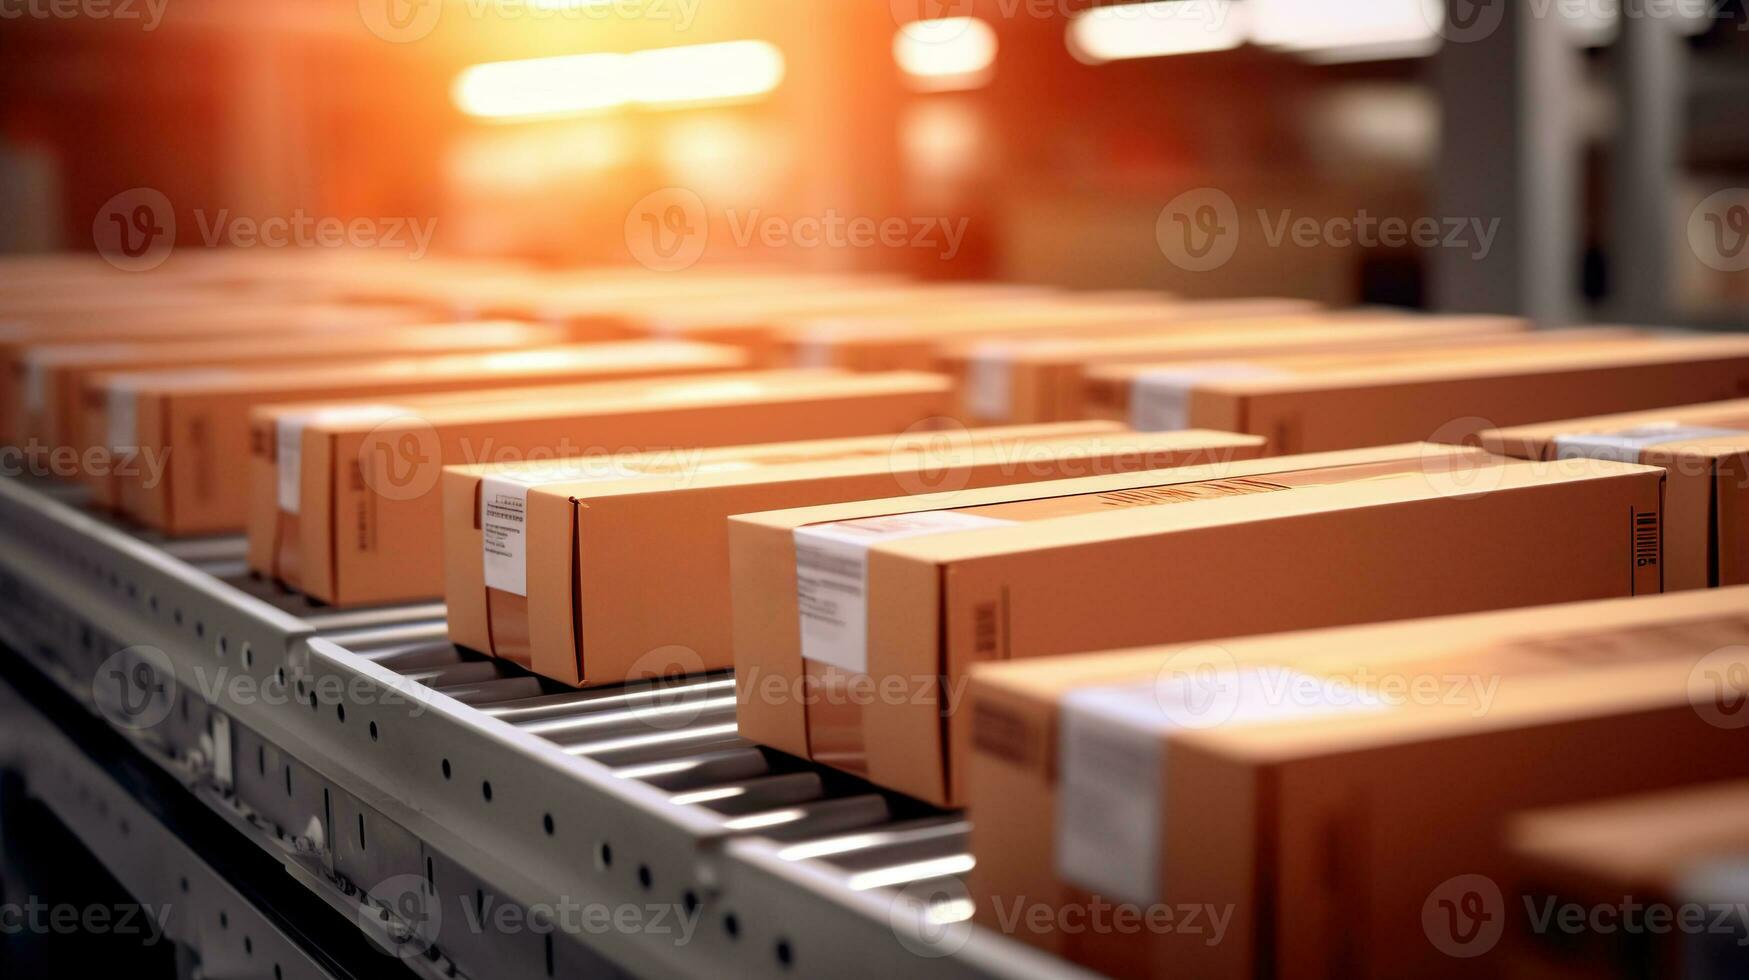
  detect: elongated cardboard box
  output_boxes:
[448,426,1263,687]
[1083,335,1749,452]
[1507,781,1749,979]
[20,320,569,454]
[777,297,1324,372]
[963,588,1749,979]
[0,302,428,446]
[1480,400,1749,591]
[941,315,1531,424]
[489,272,901,331]
[620,283,1058,363]
[729,444,1666,806]
[254,369,959,607]
[106,340,750,536]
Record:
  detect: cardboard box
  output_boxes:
[448,426,1264,687]
[20,320,570,454]
[618,283,1059,363]
[1480,400,1749,591]
[729,444,1666,806]
[254,368,961,607]
[962,588,1749,979]
[776,297,1325,372]
[1083,334,1749,452]
[1507,781,1749,979]
[940,315,1531,424]
[0,303,427,446]
[105,339,751,536]
[491,272,905,331]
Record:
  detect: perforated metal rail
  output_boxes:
[0,475,1085,980]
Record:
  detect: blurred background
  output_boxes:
[3,0,1747,325]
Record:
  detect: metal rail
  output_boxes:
[0,474,1087,980]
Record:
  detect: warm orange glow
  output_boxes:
[893,17,998,92]
[1250,0,1439,63]
[453,41,785,121]
[1067,1,1247,64]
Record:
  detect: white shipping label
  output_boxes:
[1130,363,1284,432]
[1553,423,1745,464]
[965,345,1014,422]
[106,384,139,453]
[480,476,532,596]
[793,510,1016,674]
[22,360,45,416]
[275,405,411,515]
[1055,669,1388,906]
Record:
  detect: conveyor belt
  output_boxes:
[0,474,1087,980]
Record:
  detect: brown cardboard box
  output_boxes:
[1480,400,1749,592]
[729,444,1666,806]
[0,302,428,446]
[448,426,1263,687]
[616,283,1060,363]
[940,315,1532,424]
[254,369,960,607]
[962,588,1749,980]
[1083,334,1749,452]
[489,272,905,331]
[775,297,1325,372]
[105,339,751,536]
[21,320,570,454]
[1507,782,1749,979]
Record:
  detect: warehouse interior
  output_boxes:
[2,2,1749,979]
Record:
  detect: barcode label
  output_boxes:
[106,384,139,453]
[794,511,1016,674]
[481,476,530,596]
[1056,670,1387,905]
[965,345,1014,421]
[1634,510,1660,570]
[275,405,410,514]
[1130,363,1284,431]
[1555,423,1744,463]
